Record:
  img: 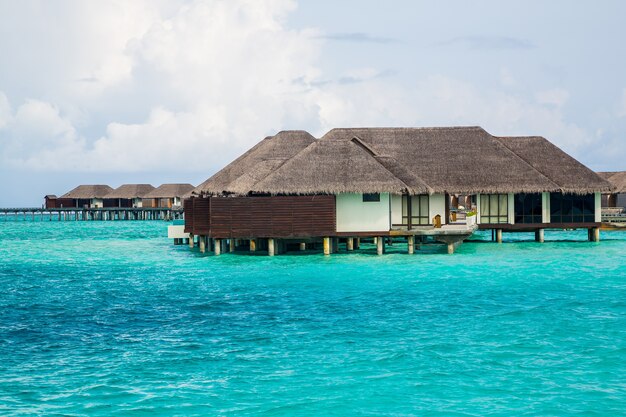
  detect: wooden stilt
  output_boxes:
[447,243,455,254]
[346,238,354,251]
[355,237,361,250]
[299,242,306,251]
[199,235,206,253]
[496,229,503,244]
[407,235,415,254]
[268,238,275,256]
[250,239,256,252]
[214,239,221,256]
[535,229,544,243]
[377,236,384,255]
[323,237,331,255]
[189,234,195,248]
[229,239,235,253]
[592,227,600,242]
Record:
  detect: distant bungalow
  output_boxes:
[181,127,613,256]
[143,183,195,208]
[103,184,155,208]
[598,171,626,208]
[58,184,114,208]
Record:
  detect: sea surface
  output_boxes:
[0,219,625,416]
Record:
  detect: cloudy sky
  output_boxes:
[1,0,625,206]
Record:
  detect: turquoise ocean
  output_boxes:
[1,219,625,416]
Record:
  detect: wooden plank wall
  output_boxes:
[184,195,336,238]
[184,198,194,233]
[193,197,211,235]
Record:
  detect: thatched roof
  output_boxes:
[190,130,316,196]
[61,185,114,199]
[104,184,155,199]
[193,126,611,197]
[248,138,430,195]
[143,183,195,199]
[494,136,614,194]
[598,171,626,193]
[323,127,562,194]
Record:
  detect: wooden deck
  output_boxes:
[0,207,183,221]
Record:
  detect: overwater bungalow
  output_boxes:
[61,185,114,208]
[103,184,155,208]
[44,194,73,209]
[143,184,195,208]
[180,127,613,255]
[598,171,626,208]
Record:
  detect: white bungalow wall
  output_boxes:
[429,194,446,225]
[336,193,391,233]
[390,194,402,225]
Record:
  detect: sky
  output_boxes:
[1,0,625,206]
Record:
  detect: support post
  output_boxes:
[377,236,384,255]
[299,242,306,251]
[407,235,415,254]
[199,235,206,253]
[189,234,195,248]
[250,239,256,252]
[535,229,544,243]
[346,238,354,251]
[591,227,600,242]
[355,237,361,250]
[214,239,221,256]
[229,239,235,253]
[323,237,331,256]
[496,229,503,244]
[447,243,455,255]
[268,238,275,256]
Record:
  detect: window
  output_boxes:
[363,193,380,202]
[401,194,429,227]
[480,194,508,224]
[550,193,595,223]
[514,193,543,224]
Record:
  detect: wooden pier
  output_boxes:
[0,207,183,221]
[601,208,626,230]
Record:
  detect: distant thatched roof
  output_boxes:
[144,183,195,199]
[598,171,626,193]
[104,184,155,199]
[248,138,430,195]
[323,127,562,194]
[494,136,614,194]
[61,185,114,199]
[190,130,316,196]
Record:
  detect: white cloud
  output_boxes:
[0,0,606,175]
[0,92,11,130]
[535,88,570,107]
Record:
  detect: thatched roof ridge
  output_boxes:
[190,130,316,196]
[61,185,114,199]
[494,136,614,194]
[323,127,562,194]
[144,183,195,199]
[104,184,155,199]
[247,138,425,195]
[598,171,626,193]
